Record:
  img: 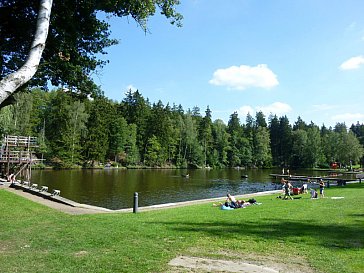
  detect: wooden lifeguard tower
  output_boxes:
[0,135,40,182]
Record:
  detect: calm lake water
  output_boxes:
[30,168,342,210]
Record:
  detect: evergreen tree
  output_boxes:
[227,112,242,167]
[255,111,267,128]
[146,100,169,160]
[120,90,151,161]
[278,116,292,167]
[198,106,213,167]
[293,116,307,131]
[83,97,112,164]
[334,122,347,133]
[268,114,280,166]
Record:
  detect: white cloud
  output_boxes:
[257,102,292,116]
[339,56,364,70]
[331,113,364,125]
[209,64,279,90]
[237,105,255,117]
[236,102,292,117]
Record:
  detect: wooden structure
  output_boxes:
[0,135,40,181]
[269,173,356,184]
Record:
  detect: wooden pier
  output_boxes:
[269,173,357,184]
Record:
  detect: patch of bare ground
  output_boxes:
[74,250,88,257]
[168,249,316,273]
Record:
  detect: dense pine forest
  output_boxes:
[0,88,363,169]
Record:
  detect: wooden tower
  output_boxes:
[0,135,40,182]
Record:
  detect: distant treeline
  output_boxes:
[0,88,363,169]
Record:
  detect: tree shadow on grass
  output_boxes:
[150,218,363,250]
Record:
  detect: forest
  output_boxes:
[0,88,363,169]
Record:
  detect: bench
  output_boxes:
[23,181,30,187]
[30,184,38,190]
[40,186,48,192]
[52,189,60,196]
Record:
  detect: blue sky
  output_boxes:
[94,0,364,128]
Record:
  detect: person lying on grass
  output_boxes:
[213,198,258,209]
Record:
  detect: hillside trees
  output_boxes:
[0,89,363,169]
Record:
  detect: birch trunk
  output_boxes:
[0,0,53,106]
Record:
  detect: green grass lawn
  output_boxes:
[1,183,363,273]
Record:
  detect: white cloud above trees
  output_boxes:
[209,64,279,90]
[237,102,292,117]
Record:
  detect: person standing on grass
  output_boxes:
[283,180,293,200]
[319,180,325,198]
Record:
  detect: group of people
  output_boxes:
[280,177,325,200]
[280,178,294,200]
[310,180,325,199]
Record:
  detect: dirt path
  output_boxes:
[1,184,111,215]
[169,256,279,272]
[168,252,315,273]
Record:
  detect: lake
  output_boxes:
[30,168,338,210]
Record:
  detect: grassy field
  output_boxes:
[0,183,363,273]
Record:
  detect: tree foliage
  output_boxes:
[0,89,363,169]
[0,0,182,104]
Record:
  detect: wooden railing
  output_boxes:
[3,135,38,147]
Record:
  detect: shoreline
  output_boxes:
[2,178,361,215]
[1,181,281,215]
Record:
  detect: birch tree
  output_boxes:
[0,0,53,107]
[0,0,182,108]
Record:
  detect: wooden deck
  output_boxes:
[269,174,357,183]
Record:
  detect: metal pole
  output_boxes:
[133,192,138,213]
